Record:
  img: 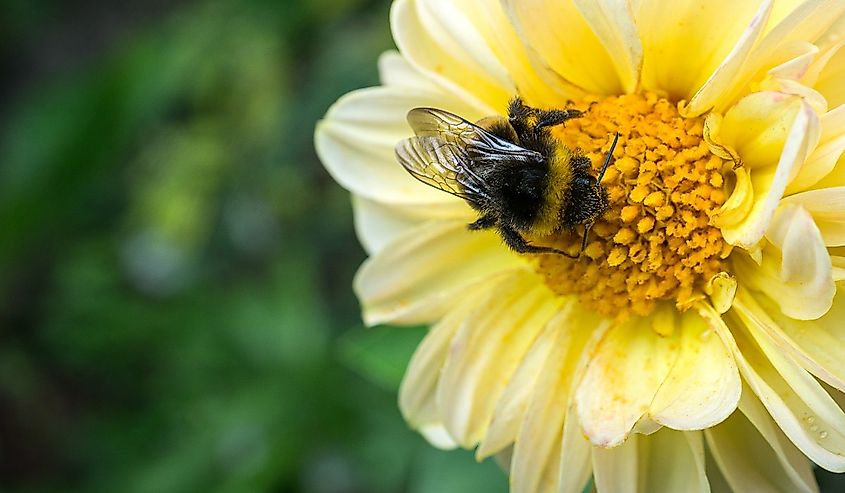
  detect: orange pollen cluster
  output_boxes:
[534,92,732,318]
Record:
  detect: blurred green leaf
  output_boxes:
[411,448,508,493]
[337,325,428,391]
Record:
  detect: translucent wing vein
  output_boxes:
[395,107,540,206]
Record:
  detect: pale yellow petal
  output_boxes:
[816,38,845,108]
[765,41,819,81]
[415,0,512,89]
[632,416,662,436]
[802,38,845,88]
[592,430,707,493]
[640,431,709,493]
[765,0,821,35]
[399,286,489,434]
[706,390,819,493]
[754,42,830,117]
[509,304,606,492]
[703,112,741,163]
[764,204,832,295]
[704,272,738,314]
[698,305,826,484]
[824,380,845,413]
[728,313,845,472]
[575,311,680,447]
[694,301,741,354]
[814,159,845,189]
[419,424,458,450]
[320,85,481,150]
[316,86,483,205]
[712,0,845,114]
[684,432,710,493]
[648,310,741,430]
[733,204,834,319]
[717,92,807,171]
[558,411,594,493]
[502,0,633,95]
[760,77,829,117]
[738,388,822,492]
[782,186,845,245]
[436,271,560,447]
[352,197,412,255]
[710,166,753,228]
[495,446,513,472]
[682,0,772,117]
[818,10,845,50]
[352,196,472,254]
[476,311,562,459]
[789,104,845,193]
[711,93,818,248]
[833,255,845,281]
[448,0,585,105]
[636,0,768,104]
[592,434,638,493]
[572,0,642,94]
[516,442,562,493]
[378,50,441,91]
[733,286,845,393]
[354,220,525,326]
[391,0,509,112]
[704,445,736,493]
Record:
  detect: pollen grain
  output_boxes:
[534,93,731,318]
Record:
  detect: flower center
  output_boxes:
[531,93,732,318]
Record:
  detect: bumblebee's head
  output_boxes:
[561,172,610,228]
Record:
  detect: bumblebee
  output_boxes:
[395,97,619,257]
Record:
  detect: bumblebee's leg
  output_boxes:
[468,213,497,230]
[535,108,584,132]
[507,97,535,138]
[499,224,579,258]
[507,97,534,120]
[581,221,594,252]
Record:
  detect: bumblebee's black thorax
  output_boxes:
[478,119,551,231]
[487,161,548,231]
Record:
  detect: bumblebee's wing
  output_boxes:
[395,134,478,201]
[395,107,541,204]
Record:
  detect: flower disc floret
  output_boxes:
[535,93,732,317]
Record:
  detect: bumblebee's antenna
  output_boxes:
[596,132,620,186]
[576,132,620,258]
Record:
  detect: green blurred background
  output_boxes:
[0,1,510,491]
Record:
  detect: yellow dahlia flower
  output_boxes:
[316,0,845,490]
